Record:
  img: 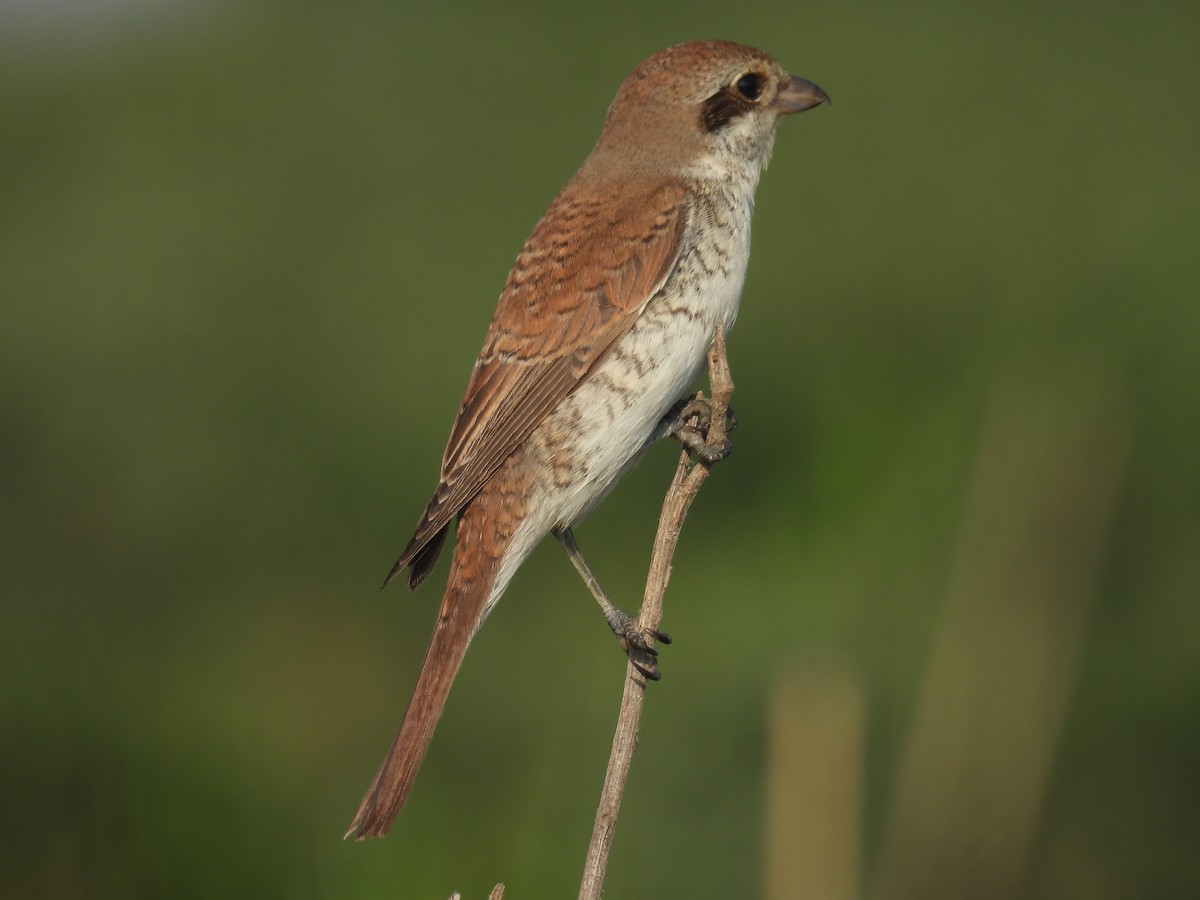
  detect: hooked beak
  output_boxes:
[774,74,830,115]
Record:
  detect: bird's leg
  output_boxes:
[662,393,737,464]
[554,527,671,680]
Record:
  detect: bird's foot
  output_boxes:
[606,607,672,681]
[665,393,737,463]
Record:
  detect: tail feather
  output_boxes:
[347,566,491,840]
[352,454,532,840]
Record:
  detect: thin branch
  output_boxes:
[578,326,735,900]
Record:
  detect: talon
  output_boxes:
[694,437,733,464]
[664,393,735,464]
[672,423,710,456]
[666,394,713,436]
[625,638,663,680]
[620,626,660,656]
[632,657,662,681]
[611,614,670,680]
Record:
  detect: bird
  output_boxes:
[348,40,827,840]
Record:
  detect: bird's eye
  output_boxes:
[734,72,763,100]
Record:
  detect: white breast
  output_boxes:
[540,184,754,529]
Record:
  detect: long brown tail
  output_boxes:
[346,538,499,840]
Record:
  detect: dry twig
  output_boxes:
[578,326,735,900]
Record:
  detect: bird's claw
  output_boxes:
[610,613,672,681]
[665,394,737,463]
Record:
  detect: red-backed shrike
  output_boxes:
[349,40,827,839]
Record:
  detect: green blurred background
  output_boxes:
[3,1,1197,897]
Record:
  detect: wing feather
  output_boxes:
[384,180,688,587]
